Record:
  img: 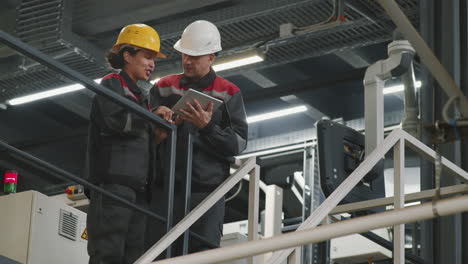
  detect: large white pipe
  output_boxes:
[151,194,468,264]
[376,0,468,116]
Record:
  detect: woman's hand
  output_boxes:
[153,106,174,123]
[152,106,174,144]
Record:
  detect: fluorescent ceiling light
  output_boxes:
[151,49,265,83]
[247,105,307,124]
[212,55,264,72]
[383,80,422,95]
[7,79,101,105]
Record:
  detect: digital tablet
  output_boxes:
[172,88,224,115]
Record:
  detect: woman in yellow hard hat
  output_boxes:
[85,24,171,264]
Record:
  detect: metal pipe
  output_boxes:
[401,64,419,137]
[247,165,260,264]
[182,134,193,255]
[151,194,468,264]
[163,129,177,258]
[376,0,468,117]
[394,139,405,263]
[418,1,436,260]
[0,31,174,131]
[331,184,468,215]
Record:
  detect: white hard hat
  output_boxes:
[174,20,222,56]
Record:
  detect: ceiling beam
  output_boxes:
[242,70,325,120]
[75,0,231,36]
[243,68,366,103]
[0,8,17,58]
[334,50,370,68]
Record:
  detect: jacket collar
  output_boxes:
[120,70,141,95]
[179,68,216,91]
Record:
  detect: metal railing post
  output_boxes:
[267,129,402,264]
[150,194,468,264]
[134,158,257,263]
[394,139,405,263]
[264,184,283,262]
[287,248,301,264]
[144,130,468,264]
[163,129,177,258]
[182,133,193,255]
[247,164,260,264]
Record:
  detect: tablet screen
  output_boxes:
[172,89,224,115]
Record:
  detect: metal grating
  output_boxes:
[0,0,419,102]
[155,0,419,72]
[16,0,63,46]
[0,0,108,102]
[58,208,78,241]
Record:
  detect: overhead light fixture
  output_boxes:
[151,49,265,84]
[213,49,265,72]
[7,79,101,105]
[383,80,422,95]
[247,105,308,124]
[7,49,265,105]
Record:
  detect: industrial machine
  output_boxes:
[317,119,385,208]
[0,191,88,264]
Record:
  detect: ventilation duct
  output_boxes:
[0,0,108,102]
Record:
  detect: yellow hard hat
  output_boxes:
[113,24,166,58]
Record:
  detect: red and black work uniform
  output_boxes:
[147,69,248,255]
[86,71,154,264]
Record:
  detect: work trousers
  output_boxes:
[87,184,148,264]
[147,187,225,259]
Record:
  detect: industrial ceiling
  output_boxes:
[0,0,420,218]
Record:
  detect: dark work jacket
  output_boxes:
[150,70,248,191]
[86,71,154,192]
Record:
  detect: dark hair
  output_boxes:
[105,46,139,69]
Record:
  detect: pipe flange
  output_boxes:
[388,40,415,56]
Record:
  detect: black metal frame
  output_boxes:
[0,30,217,257]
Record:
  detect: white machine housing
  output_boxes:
[0,191,88,264]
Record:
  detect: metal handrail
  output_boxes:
[145,129,468,264]
[0,139,165,222]
[0,136,217,248]
[0,31,174,131]
[135,157,258,263]
[268,129,468,264]
[151,194,468,264]
[0,30,217,251]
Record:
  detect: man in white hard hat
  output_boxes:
[149,20,248,256]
